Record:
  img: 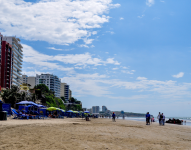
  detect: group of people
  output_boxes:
[157,112,165,125]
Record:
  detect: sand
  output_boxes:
[1,118,191,150]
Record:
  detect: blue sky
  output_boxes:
[0,0,191,117]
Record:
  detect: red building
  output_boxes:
[0,40,13,89]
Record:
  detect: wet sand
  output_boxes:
[0,118,191,150]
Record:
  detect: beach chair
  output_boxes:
[11,109,29,120]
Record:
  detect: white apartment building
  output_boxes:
[22,75,36,88]
[102,106,108,112]
[60,83,70,101]
[92,106,100,114]
[36,74,61,98]
[3,36,23,87]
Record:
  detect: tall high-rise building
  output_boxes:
[36,74,61,97]
[0,35,13,89]
[102,106,107,112]
[69,89,72,99]
[92,106,100,113]
[22,75,36,88]
[60,83,69,101]
[3,36,23,87]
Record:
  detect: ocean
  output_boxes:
[117,117,191,126]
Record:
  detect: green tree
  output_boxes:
[1,85,21,107]
[34,84,50,93]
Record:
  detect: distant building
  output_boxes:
[92,106,100,113]
[87,108,92,114]
[102,106,107,112]
[0,35,13,89]
[36,74,61,98]
[60,83,69,101]
[22,75,36,88]
[3,36,23,87]
[82,108,87,111]
[69,89,72,99]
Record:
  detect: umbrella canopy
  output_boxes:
[67,110,74,113]
[38,105,46,108]
[60,109,65,112]
[16,101,34,105]
[47,107,57,111]
[84,111,90,113]
[73,111,79,113]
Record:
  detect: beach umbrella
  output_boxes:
[84,111,90,113]
[47,107,57,111]
[16,101,33,105]
[67,110,74,113]
[60,109,65,112]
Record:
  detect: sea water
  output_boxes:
[117,117,191,126]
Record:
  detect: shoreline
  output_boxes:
[1,118,191,149]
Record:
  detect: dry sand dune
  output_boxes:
[1,118,191,150]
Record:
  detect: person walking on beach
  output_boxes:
[162,113,165,126]
[157,112,161,125]
[146,112,150,125]
[112,112,116,122]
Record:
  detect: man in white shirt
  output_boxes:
[157,112,161,125]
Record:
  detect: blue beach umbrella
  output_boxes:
[16,101,33,105]
[84,111,90,113]
[67,110,73,113]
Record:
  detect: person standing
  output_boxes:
[157,112,161,125]
[162,113,165,126]
[146,112,150,125]
[112,112,116,122]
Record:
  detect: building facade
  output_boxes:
[87,108,92,114]
[69,89,72,99]
[92,106,100,114]
[60,83,70,101]
[22,75,36,88]
[36,74,61,97]
[3,36,23,87]
[102,106,108,112]
[0,38,13,89]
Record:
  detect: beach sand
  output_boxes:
[1,118,191,150]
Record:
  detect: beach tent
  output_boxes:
[66,110,74,118]
[84,111,90,113]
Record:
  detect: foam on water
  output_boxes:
[117,117,191,126]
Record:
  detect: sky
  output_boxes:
[0,0,191,117]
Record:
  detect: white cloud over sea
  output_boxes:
[0,0,120,45]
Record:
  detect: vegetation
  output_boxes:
[1,84,66,110]
[34,84,65,109]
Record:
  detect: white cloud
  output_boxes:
[23,44,120,70]
[120,17,124,20]
[105,52,109,54]
[106,31,115,34]
[172,72,184,78]
[137,77,147,80]
[61,73,191,98]
[83,38,94,44]
[92,31,97,35]
[47,47,63,51]
[106,58,120,65]
[91,45,95,48]
[121,70,135,74]
[112,68,118,70]
[160,0,165,2]
[0,0,120,45]
[79,44,89,48]
[137,15,145,18]
[146,0,154,7]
